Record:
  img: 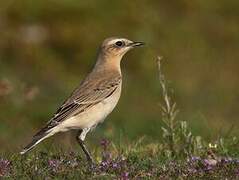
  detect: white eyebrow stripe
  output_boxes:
[108,38,129,44]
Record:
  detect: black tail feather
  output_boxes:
[20,132,50,155]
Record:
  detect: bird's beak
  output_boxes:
[128,41,145,47]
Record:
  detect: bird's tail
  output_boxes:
[20,129,53,155]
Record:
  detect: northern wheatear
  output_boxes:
[20,37,144,163]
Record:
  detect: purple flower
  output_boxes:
[235,168,239,176]
[223,157,233,163]
[191,156,200,161]
[100,139,112,163]
[205,165,213,171]
[99,160,111,171]
[187,156,200,163]
[101,161,108,167]
[0,159,11,177]
[100,139,110,150]
[112,163,118,169]
[121,172,129,180]
[48,159,61,173]
[221,157,239,164]
[203,159,217,166]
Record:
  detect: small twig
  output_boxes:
[157,56,171,114]
[156,56,179,157]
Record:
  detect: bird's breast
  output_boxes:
[90,84,122,126]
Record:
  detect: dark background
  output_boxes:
[0,0,238,152]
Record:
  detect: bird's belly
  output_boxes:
[58,87,121,131]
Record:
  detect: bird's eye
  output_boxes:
[115,41,124,47]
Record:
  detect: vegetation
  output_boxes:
[0,139,238,179]
[0,57,238,179]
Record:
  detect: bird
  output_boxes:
[20,37,144,163]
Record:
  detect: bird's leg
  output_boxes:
[76,128,93,163]
[78,139,94,163]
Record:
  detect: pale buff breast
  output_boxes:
[56,84,122,132]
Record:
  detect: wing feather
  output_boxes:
[33,74,121,137]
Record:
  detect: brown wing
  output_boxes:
[34,74,122,137]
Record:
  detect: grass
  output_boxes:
[0,57,238,179]
[0,138,238,179]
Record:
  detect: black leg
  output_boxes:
[76,130,94,163]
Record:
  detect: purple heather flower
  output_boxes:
[235,169,239,176]
[112,163,118,169]
[100,139,110,149]
[187,156,200,163]
[223,157,233,163]
[203,159,217,166]
[0,159,11,177]
[191,156,200,161]
[205,165,213,171]
[99,160,111,171]
[48,159,61,172]
[221,158,228,164]
[121,172,129,180]
[221,157,237,164]
[101,161,108,167]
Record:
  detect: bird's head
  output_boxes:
[99,37,144,59]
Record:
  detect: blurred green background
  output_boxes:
[0,0,238,152]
